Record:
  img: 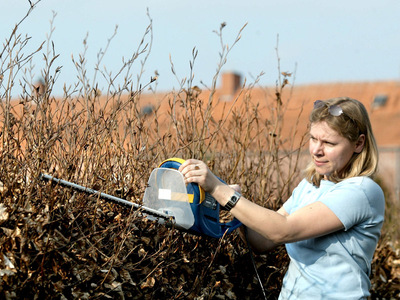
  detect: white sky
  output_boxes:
[2,0,400,96]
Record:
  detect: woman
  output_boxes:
[179,97,385,299]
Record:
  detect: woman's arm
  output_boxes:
[240,206,289,253]
[179,159,344,247]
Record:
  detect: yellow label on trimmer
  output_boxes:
[158,189,194,203]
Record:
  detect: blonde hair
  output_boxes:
[305,97,379,186]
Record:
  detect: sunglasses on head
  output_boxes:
[313,100,344,117]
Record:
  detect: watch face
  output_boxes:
[225,192,241,211]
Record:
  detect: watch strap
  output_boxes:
[224,191,241,211]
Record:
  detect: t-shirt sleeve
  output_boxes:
[283,179,307,214]
[283,196,293,213]
[319,178,384,231]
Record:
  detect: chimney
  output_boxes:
[220,72,241,101]
[33,79,46,97]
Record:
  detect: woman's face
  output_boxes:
[309,121,365,179]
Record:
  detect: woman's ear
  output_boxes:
[355,134,366,153]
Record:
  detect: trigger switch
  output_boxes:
[203,193,217,210]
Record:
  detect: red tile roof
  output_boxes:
[281,81,400,147]
[137,79,400,148]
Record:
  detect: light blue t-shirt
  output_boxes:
[279,177,385,300]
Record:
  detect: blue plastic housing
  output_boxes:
[159,158,242,238]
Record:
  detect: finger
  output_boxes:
[179,159,198,172]
[186,164,202,179]
[184,161,203,174]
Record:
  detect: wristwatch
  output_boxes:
[224,191,241,211]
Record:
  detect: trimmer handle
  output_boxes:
[159,158,243,238]
[220,218,243,235]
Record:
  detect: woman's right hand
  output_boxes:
[179,159,223,194]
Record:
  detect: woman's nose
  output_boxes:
[311,141,323,156]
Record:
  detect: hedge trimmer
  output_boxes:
[40,158,242,238]
[40,158,267,298]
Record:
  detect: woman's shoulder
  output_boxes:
[337,176,385,204]
[323,177,385,227]
[339,176,382,190]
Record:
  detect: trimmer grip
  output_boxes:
[158,158,243,238]
[221,218,242,234]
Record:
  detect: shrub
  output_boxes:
[1,3,399,299]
